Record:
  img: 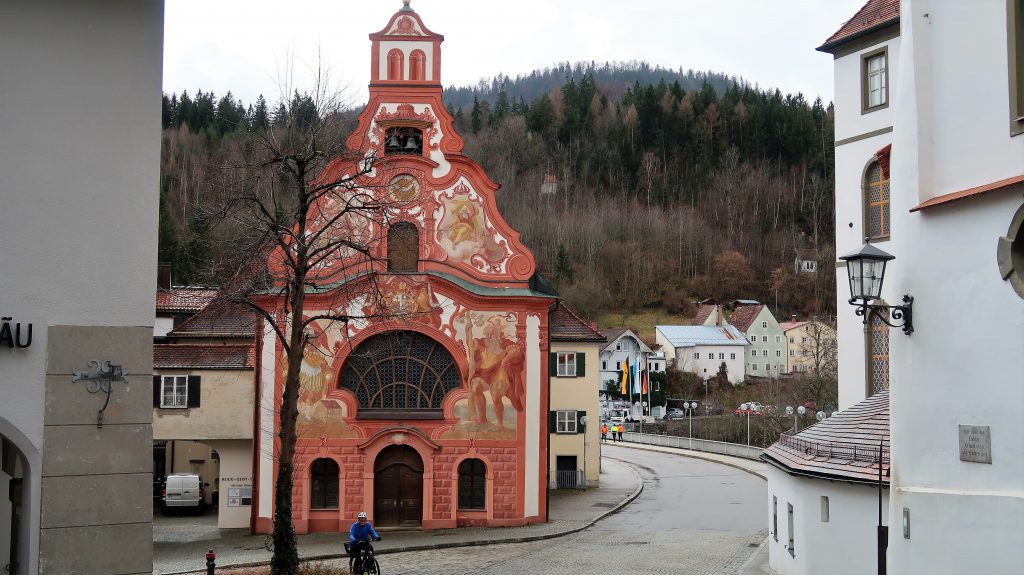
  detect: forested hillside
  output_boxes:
[158,62,836,322]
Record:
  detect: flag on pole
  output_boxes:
[620,358,629,395]
[641,356,648,394]
[633,354,642,394]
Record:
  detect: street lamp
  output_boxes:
[839,243,914,335]
[686,401,699,449]
[786,405,807,433]
[703,376,709,397]
[740,402,751,446]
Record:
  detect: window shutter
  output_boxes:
[187,375,201,408]
[549,352,557,376]
[576,353,585,377]
[576,410,587,434]
[153,375,161,407]
[548,410,557,433]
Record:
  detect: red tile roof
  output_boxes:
[154,344,255,370]
[550,304,607,343]
[728,303,764,333]
[779,321,808,331]
[910,173,1024,212]
[818,0,900,53]
[156,288,218,313]
[598,328,630,349]
[692,304,718,326]
[170,299,260,337]
[763,391,889,485]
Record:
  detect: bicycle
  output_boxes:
[347,538,381,575]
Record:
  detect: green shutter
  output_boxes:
[186,375,201,408]
[153,375,161,407]
[548,410,558,433]
[576,353,585,377]
[549,352,557,376]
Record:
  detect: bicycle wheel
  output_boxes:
[350,558,361,575]
[367,557,380,575]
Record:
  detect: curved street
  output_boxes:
[330,444,768,575]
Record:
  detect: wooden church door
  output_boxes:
[373,445,423,526]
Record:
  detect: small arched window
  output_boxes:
[387,49,404,81]
[310,458,339,509]
[409,50,426,81]
[864,160,890,240]
[388,222,419,271]
[867,310,890,396]
[458,458,486,510]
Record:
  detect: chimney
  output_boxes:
[590,322,599,331]
[791,315,798,322]
[716,305,724,327]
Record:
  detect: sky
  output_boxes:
[163,0,868,108]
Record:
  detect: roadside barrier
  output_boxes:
[621,431,764,460]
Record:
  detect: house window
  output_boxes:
[773,496,778,541]
[762,321,767,328]
[821,496,830,523]
[802,337,808,344]
[310,458,339,509]
[763,350,769,357]
[869,312,890,395]
[616,342,621,350]
[616,361,621,370]
[708,353,714,360]
[776,350,782,357]
[865,160,891,240]
[387,221,419,271]
[788,503,795,556]
[752,364,758,371]
[750,349,756,357]
[749,336,755,343]
[160,375,188,408]
[790,350,795,357]
[730,353,736,360]
[385,126,423,156]
[718,353,724,360]
[602,361,607,370]
[557,352,577,377]
[1011,0,1024,135]
[762,335,768,342]
[775,335,781,343]
[862,48,888,111]
[458,458,486,510]
[556,410,577,433]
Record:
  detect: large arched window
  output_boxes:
[339,331,460,418]
[388,222,419,271]
[409,49,426,81]
[310,458,339,509]
[458,458,486,510]
[387,48,404,81]
[864,160,890,241]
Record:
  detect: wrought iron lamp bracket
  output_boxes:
[850,295,914,336]
[72,359,129,428]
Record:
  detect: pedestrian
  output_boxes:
[614,424,621,442]
[600,423,608,442]
[617,424,624,442]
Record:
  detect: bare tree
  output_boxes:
[206,77,407,574]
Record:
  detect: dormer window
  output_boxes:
[385,126,422,156]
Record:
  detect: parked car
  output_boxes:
[162,473,206,515]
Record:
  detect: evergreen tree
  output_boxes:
[252,94,270,131]
[470,95,483,134]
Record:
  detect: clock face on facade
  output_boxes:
[389,174,420,202]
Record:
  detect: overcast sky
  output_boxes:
[163,0,867,108]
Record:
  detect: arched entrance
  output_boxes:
[1,434,26,574]
[373,445,423,527]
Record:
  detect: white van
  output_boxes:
[162,473,206,514]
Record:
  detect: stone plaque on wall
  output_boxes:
[958,425,992,464]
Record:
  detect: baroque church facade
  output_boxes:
[252,1,558,533]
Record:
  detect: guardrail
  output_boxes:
[553,469,585,490]
[621,431,765,461]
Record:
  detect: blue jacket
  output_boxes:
[349,521,380,543]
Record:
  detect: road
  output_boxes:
[311,444,768,574]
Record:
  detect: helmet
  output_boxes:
[357,512,367,520]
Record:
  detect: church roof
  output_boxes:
[763,391,890,485]
[818,0,900,53]
[156,287,218,313]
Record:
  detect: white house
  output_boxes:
[769,0,1024,573]
[0,2,163,573]
[597,328,665,391]
[654,325,747,384]
[728,301,787,378]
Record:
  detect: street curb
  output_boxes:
[168,461,646,574]
[616,442,768,481]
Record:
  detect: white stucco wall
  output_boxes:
[767,466,888,575]
[675,344,746,384]
[832,36,900,144]
[377,40,436,82]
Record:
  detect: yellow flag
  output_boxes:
[620,359,628,394]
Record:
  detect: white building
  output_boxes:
[768,0,1024,573]
[654,325,747,384]
[0,2,163,573]
[597,328,665,391]
[728,302,787,378]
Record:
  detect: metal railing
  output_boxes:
[554,469,585,490]
[773,433,889,463]
[621,431,765,461]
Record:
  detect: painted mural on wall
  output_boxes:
[294,339,358,439]
[435,181,512,273]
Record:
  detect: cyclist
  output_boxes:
[348,512,381,565]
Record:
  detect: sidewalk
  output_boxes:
[155,455,643,574]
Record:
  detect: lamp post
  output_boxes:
[740,402,751,446]
[703,376,709,398]
[786,405,807,433]
[686,401,698,449]
[839,244,913,335]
